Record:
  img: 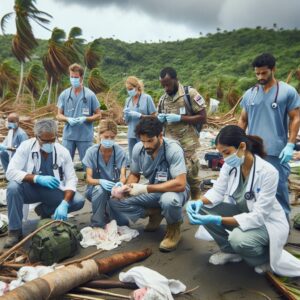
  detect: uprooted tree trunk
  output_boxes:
[1,248,152,300]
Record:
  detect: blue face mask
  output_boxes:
[102,139,115,149]
[70,77,81,88]
[224,150,245,168]
[6,122,17,129]
[41,143,54,153]
[127,89,137,97]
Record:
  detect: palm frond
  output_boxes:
[88,68,109,94]
[0,12,13,34]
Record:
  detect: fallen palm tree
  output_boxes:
[1,248,151,300]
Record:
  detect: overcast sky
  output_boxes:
[1,0,300,43]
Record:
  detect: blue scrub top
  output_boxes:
[82,143,126,182]
[3,127,28,157]
[131,138,186,184]
[241,81,300,156]
[57,87,100,142]
[124,93,156,138]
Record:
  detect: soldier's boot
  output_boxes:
[159,222,181,252]
[4,229,23,248]
[144,208,163,232]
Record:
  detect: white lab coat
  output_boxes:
[204,155,300,277]
[6,138,77,192]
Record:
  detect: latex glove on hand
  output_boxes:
[76,116,87,124]
[188,213,222,226]
[53,200,69,221]
[186,200,203,215]
[157,113,167,123]
[0,144,7,152]
[34,175,60,189]
[67,117,78,126]
[129,183,148,196]
[165,113,181,123]
[99,179,115,192]
[279,142,295,164]
[128,111,142,120]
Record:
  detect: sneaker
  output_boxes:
[254,263,271,274]
[209,251,242,265]
[4,230,23,248]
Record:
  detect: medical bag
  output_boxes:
[204,152,224,171]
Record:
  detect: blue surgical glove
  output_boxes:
[128,111,142,120]
[34,175,60,189]
[188,213,222,226]
[157,113,166,123]
[53,200,69,221]
[114,182,123,188]
[67,117,78,126]
[0,144,7,152]
[165,113,181,123]
[279,142,295,164]
[186,200,203,215]
[123,107,131,115]
[76,116,87,124]
[99,179,115,191]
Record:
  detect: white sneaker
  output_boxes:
[254,263,271,274]
[209,251,242,265]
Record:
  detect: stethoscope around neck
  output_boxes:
[67,87,87,104]
[97,144,120,182]
[126,94,141,109]
[249,81,279,109]
[229,155,256,201]
[31,139,58,170]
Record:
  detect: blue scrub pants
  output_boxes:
[0,151,9,172]
[264,155,290,215]
[128,138,139,164]
[85,185,110,228]
[108,189,189,226]
[62,139,93,161]
[7,181,85,230]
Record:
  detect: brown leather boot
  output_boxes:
[4,229,23,248]
[144,208,163,232]
[159,222,181,252]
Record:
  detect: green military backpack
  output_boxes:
[29,219,82,266]
[294,213,300,230]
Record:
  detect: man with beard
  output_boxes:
[157,67,206,200]
[238,53,300,218]
[109,117,190,252]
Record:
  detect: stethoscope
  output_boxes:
[140,140,170,184]
[229,155,256,201]
[249,81,279,109]
[97,145,120,182]
[126,94,141,109]
[67,87,87,104]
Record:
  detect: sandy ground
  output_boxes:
[1,168,299,300]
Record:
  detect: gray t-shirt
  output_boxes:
[131,138,186,184]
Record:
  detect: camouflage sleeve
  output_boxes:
[157,95,165,113]
[189,88,206,113]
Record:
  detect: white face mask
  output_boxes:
[224,149,245,167]
[127,89,137,97]
[102,139,115,148]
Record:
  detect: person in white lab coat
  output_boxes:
[4,119,85,248]
[187,125,300,276]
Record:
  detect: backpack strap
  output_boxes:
[183,86,194,115]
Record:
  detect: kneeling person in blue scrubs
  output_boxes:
[109,117,190,252]
[4,119,85,248]
[82,119,126,228]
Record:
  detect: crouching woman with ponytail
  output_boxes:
[187,125,300,276]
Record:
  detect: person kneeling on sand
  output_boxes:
[109,117,190,252]
[186,125,300,276]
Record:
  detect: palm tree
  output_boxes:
[42,27,71,104]
[1,0,52,102]
[0,61,18,99]
[88,68,109,94]
[84,40,101,79]
[65,26,85,64]
[24,64,43,100]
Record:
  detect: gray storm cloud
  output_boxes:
[54,0,300,31]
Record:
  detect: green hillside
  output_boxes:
[1,28,300,108]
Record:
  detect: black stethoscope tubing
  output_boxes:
[67,87,87,104]
[229,155,256,201]
[97,145,119,182]
[31,139,58,170]
[250,81,279,109]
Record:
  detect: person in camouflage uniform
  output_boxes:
[157,67,207,199]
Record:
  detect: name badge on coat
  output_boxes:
[156,171,168,182]
[82,107,89,115]
[179,107,186,115]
